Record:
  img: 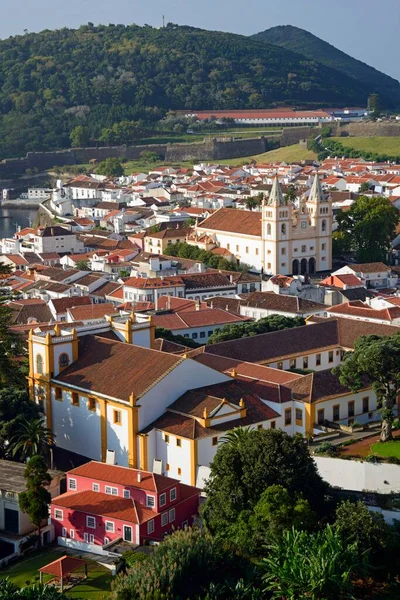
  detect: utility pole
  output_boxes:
[162,15,165,28]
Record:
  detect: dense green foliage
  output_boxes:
[10,417,55,461]
[334,195,399,263]
[335,334,400,441]
[112,426,400,598]
[0,300,26,387]
[0,579,71,600]
[323,138,400,162]
[252,26,400,107]
[0,388,40,458]
[227,484,316,557]
[165,241,241,271]
[155,326,199,349]
[96,157,124,176]
[207,314,305,345]
[19,456,52,540]
[0,23,377,158]
[261,525,359,600]
[334,500,395,563]
[203,429,327,538]
[112,527,253,600]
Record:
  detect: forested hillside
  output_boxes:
[252,25,400,106]
[0,23,373,158]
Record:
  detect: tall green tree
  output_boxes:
[69,125,89,147]
[0,299,25,387]
[10,418,55,461]
[335,195,399,263]
[335,334,400,441]
[228,484,316,556]
[0,389,40,458]
[96,157,124,177]
[334,500,394,561]
[19,456,52,544]
[203,429,327,538]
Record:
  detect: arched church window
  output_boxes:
[281,224,286,235]
[267,224,272,236]
[322,219,327,232]
[36,354,43,374]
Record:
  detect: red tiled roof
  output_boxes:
[67,303,118,321]
[52,490,154,524]
[54,335,183,400]
[198,208,262,236]
[39,556,87,578]
[124,276,184,289]
[68,461,179,493]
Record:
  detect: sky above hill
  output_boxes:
[3,0,400,81]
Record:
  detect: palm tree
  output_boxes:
[10,418,55,462]
[220,426,252,447]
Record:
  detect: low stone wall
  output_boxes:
[336,122,400,137]
[0,125,322,178]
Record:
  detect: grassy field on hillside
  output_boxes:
[217,144,317,165]
[330,136,400,156]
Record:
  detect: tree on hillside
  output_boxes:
[335,334,400,441]
[0,301,26,387]
[203,428,327,538]
[335,196,399,263]
[69,125,89,148]
[0,389,40,458]
[96,157,124,177]
[207,314,305,345]
[99,120,142,145]
[10,418,55,462]
[19,456,52,544]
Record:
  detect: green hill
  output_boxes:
[0,23,373,159]
[251,25,400,107]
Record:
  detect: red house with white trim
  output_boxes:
[51,462,200,555]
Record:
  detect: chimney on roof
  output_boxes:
[137,472,142,483]
[195,298,201,311]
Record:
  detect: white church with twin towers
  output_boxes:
[193,174,332,276]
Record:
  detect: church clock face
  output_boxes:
[301,221,307,229]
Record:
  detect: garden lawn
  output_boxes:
[3,549,112,598]
[370,440,400,459]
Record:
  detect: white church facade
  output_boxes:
[192,175,332,276]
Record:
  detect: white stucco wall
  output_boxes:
[314,456,400,493]
[106,404,129,466]
[51,389,102,460]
